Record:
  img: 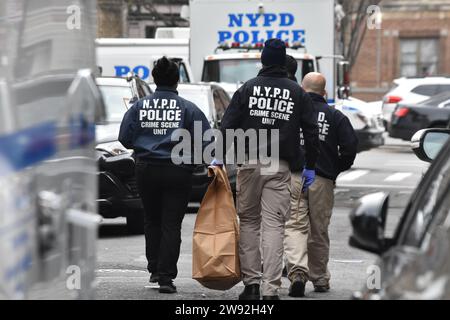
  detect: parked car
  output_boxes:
[382,77,450,129]
[389,92,450,141]
[335,97,385,152]
[96,74,152,234]
[349,127,450,299]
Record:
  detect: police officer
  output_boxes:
[119,57,211,294]
[284,72,358,297]
[285,55,298,83]
[218,39,319,300]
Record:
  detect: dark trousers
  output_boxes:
[135,162,192,284]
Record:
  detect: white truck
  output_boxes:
[189,0,342,101]
[189,0,384,151]
[96,38,194,83]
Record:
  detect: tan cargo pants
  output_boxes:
[237,161,291,296]
[284,174,335,287]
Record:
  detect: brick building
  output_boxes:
[352,0,450,101]
[97,0,188,38]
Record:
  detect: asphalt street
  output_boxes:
[95,135,429,300]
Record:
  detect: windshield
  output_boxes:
[99,85,133,122]
[401,143,450,247]
[177,87,212,119]
[202,58,314,84]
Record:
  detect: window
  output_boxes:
[411,84,450,97]
[145,26,156,38]
[401,149,450,247]
[202,58,315,83]
[299,59,315,81]
[212,88,229,122]
[98,85,133,123]
[400,38,439,77]
[179,63,190,83]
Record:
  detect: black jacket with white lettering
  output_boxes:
[118,87,211,168]
[220,65,319,170]
[298,93,358,180]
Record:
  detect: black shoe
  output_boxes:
[238,284,260,300]
[159,282,177,294]
[263,295,280,300]
[314,284,330,293]
[149,273,159,283]
[282,266,288,278]
[289,274,306,297]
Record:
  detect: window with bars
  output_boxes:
[399,38,440,77]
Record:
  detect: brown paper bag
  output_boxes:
[192,166,240,290]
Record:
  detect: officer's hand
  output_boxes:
[210,158,224,167]
[302,168,316,192]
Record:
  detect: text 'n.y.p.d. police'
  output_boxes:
[249,86,294,125]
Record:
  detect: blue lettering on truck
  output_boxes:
[114,65,150,80]
[218,12,305,44]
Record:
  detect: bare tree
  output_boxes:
[337,0,382,70]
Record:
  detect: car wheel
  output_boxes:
[126,209,145,235]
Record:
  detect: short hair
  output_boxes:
[152,56,180,87]
[285,55,298,78]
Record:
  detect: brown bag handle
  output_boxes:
[208,166,232,194]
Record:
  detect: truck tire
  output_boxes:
[126,210,145,235]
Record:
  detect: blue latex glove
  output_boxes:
[210,158,224,167]
[302,168,316,192]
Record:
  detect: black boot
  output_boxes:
[314,284,330,293]
[238,284,260,300]
[159,281,177,294]
[149,273,159,283]
[289,274,306,297]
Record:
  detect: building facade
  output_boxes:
[97,0,188,38]
[352,0,450,101]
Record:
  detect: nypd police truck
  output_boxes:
[189,0,348,102]
[189,0,383,151]
[96,38,194,83]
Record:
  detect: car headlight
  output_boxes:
[96,141,130,156]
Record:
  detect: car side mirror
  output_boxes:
[349,192,389,255]
[411,128,450,162]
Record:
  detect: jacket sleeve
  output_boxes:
[187,105,212,156]
[336,112,358,173]
[221,85,246,131]
[118,103,139,149]
[298,92,319,170]
[218,85,247,162]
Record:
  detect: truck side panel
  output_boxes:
[189,0,335,100]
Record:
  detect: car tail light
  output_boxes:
[395,107,410,118]
[386,95,403,104]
